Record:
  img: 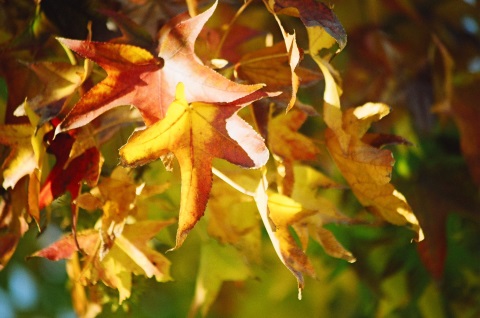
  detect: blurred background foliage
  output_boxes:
[1,0,479,317]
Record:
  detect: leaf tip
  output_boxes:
[167,229,190,253]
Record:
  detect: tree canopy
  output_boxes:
[0,0,479,317]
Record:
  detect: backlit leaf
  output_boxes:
[57,0,264,132]
[325,103,423,241]
[268,109,319,195]
[120,83,269,249]
[32,220,174,303]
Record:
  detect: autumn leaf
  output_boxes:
[268,108,319,195]
[31,220,175,303]
[0,124,37,190]
[39,131,102,210]
[0,178,29,270]
[207,166,262,261]
[0,101,49,224]
[120,82,269,249]
[289,165,354,261]
[236,41,321,108]
[253,175,314,299]
[196,2,265,63]
[271,0,347,53]
[189,240,251,317]
[261,5,302,111]
[66,253,102,318]
[14,60,92,125]
[57,0,265,132]
[76,167,138,259]
[39,129,103,240]
[325,103,423,241]
[267,190,355,261]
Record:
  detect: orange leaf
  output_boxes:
[31,220,174,303]
[57,0,264,132]
[119,83,269,249]
[268,109,319,195]
[0,178,30,270]
[325,103,423,241]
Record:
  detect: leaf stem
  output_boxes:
[211,167,255,197]
[213,0,254,59]
[236,52,290,67]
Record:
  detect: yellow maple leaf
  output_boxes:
[325,103,424,241]
[119,83,269,249]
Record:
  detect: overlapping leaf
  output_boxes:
[268,109,319,195]
[0,124,37,189]
[14,60,92,125]
[253,164,354,297]
[39,129,103,239]
[207,172,261,261]
[120,83,269,249]
[32,220,174,303]
[39,132,102,210]
[236,41,321,109]
[325,103,423,241]
[0,179,29,270]
[76,167,137,259]
[189,240,251,317]
[57,0,265,132]
[270,0,347,54]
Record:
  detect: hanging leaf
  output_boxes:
[119,83,269,249]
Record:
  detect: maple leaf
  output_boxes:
[31,219,174,303]
[0,101,48,191]
[119,82,269,249]
[39,129,103,239]
[76,167,137,259]
[268,190,355,261]
[39,132,102,210]
[288,165,354,261]
[325,103,423,241]
[57,0,265,132]
[268,108,319,195]
[195,2,265,63]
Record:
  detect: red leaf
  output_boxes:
[57,0,264,132]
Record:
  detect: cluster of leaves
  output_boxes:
[1,0,479,317]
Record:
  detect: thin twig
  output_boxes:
[213,0,254,59]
